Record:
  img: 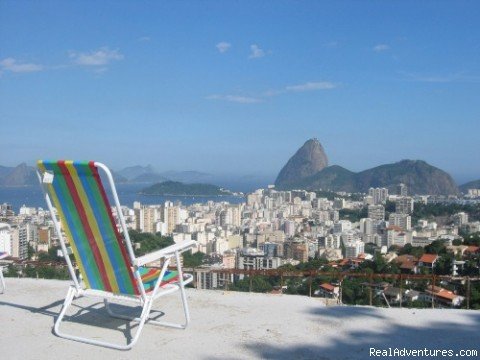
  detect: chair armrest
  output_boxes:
[133,240,197,267]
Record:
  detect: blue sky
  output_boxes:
[1,1,479,183]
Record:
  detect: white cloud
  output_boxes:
[0,58,43,73]
[216,42,231,53]
[285,81,337,92]
[249,44,265,59]
[69,47,124,66]
[138,36,151,42]
[373,44,390,52]
[208,80,337,103]
[206,94,263,104]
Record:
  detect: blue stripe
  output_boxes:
[43,162,101,289]
[74,162,130,294]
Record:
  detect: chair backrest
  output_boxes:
[37,160,140,295]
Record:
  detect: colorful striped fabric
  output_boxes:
[139,268,179,292]
[37,160,173,296]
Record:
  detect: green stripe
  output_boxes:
[82,166,136,294]
[50,162,105,290]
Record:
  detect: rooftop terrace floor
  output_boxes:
[0,278,479,359]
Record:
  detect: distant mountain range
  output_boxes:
[0,163,217,187]
[1,154,479,195]
[0,163,37,186]
[116,165,215,184]
[459,180,480,193]
[275,139,476,195]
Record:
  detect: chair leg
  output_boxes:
[54,286,152,350]
[0,267,5,294]
[148,283,190,329]
[105,285,190,330]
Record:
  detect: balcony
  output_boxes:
[0,278,479,359]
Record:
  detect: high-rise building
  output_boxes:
[345,240,365,258]
[368,188,388,204]
[284,240,309,262]
[333,220,351,234]
[389,213,411,231]
[284,220,295,238]
[11,225,29,259]
[260,242,282,257]
[397,183,408,196]
[360,218,375,235]
[453,212,469,226]
[324,234,341,249]
[368,205,385,221]
[395,197,414,214]
[0,223,12,255]
[164,202,179,234]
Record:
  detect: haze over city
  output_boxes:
[1,1,479,184]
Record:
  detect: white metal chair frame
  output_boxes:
[0,254,6,294]
[38,162,196,350]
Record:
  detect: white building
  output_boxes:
[345,239,365,258]
[359,218,375,235]
[334,220,351,234]
[389,213,412,231]
[368,205,385,221]
[0,223,12,255]
[453,212,469,227]
[395,197,414,214]
[368,188,388,204]
[284,220,296,238]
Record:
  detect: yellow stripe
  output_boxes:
[64,161,120,293]
[37,161,91,288]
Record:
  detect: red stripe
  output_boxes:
[89,162,140,295]
[58,161,113,292]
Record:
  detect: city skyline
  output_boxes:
[1,1,480,183]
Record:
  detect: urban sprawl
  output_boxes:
[1,184,480,308]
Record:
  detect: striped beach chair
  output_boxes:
[37,160,196,350]
[0,251,8,294]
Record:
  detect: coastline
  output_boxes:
[137,192,243,198]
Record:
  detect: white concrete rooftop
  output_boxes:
[0,278,479,359]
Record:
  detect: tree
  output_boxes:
[464,233,480,246]
[452,239,463,246]
[399,243,424,258]
[128,230,174,256]
[434,254,454,275]
[425,240,446,255]
[231,276,273,293]
[24,266,37,278]
[5,264,18,277]
[183,251,205,267]
[37,247,63,262]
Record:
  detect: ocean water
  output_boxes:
[0,183,245,212]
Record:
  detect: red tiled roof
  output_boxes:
[396,255,418,263]
[466,246,479,254]
[426,286,458,301]
[387,225,403,232]
[436,289,457,301]
[395,255,418,270]
[320,283,335,292]
[419,254,438,264]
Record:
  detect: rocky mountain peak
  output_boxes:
[275,138,328,187]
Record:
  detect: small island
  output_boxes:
[139,181,233,196]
